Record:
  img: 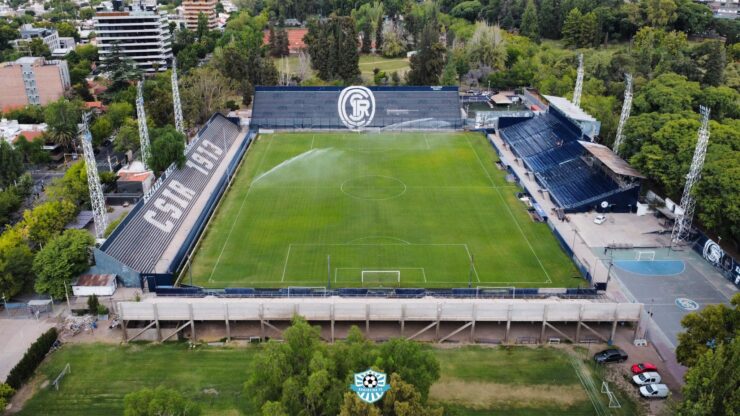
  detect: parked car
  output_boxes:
[593,348,628,364]
[633,371,662,385]
[594,214,607,224]
[639,384,670,399]
[631,362,658,374]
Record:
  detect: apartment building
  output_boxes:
[13,24,60,51]
[94,1,173,72]
[0,57,71,111]
[182,0,217,30]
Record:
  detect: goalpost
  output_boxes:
[52,363,71,391]
[601,381,622,408]
[361,270,401,287]
[636,251,656,261]
[476,286,515,299]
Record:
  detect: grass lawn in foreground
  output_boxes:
[19,344,638,415]
[189,132,580,288]
[272,55,409,83]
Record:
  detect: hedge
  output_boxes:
[5,328,58,389]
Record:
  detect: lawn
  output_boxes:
[188,131,579,288]
[273,55,409,82]
[18,344,638,415]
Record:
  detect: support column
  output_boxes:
[330,303,335,343]
[122,320,128,343]
[259,303,265,340]
[470,304,477,342]
[153,303,161,342]
[633,304,643,341]
[540,305,548,343]
[189,303,196,342]
[224,303,231,341]
[610,307,619,342]
[401,305,406,337]
[575,305,584,342]
[365,304,370,336]
[505,305,512,344]
[435,304,441,341]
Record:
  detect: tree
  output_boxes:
[44,99,82,150]
[441,58,458,85]
[375,339,441,401]
[22,199,77,247]
[90,116,113,147]
[26,38,51,58]
[261,401,289,416]
[520,0,540,42]
[196,12,209,41]
[467,22,506,71]
[675,339,740,416]
[0,140,23,189]
[381,373,444,416]
[361,19,373,54]
[381,27,406,58]
[562,8,582,48]
[0,383,14,410]
[579,12,600,48]
[406,22,446,85]
[450,1,482,22]
[55,21,79,41]
[33,229,93,299]
[375,15,384,52]
[338,392,380,416]
[0,228,34,299]
[15,136,51,165]
[46,161,90,207]
[633,73,701,114]
[147,126,186,173]
[644,0,678,29]
[539,0,561,39]
[699,40,726,87]
[303,16,360,83]
[124,386,201,416]
[107,102,134,129]
[104,44,141,94]
[181,66,236,126]
[675,293,739,367]
[115,118,141,152]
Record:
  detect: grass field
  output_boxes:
[275,55,410,82]
[18,344,638,415]
[188,131,580,288]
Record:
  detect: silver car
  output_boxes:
[633,371,662,385]
[639,384,669,399]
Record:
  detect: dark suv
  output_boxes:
[593,348,628,364]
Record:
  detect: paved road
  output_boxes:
[0,318,55,381]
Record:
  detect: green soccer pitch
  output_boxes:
[187,131,581,288]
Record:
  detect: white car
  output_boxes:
[594,214,607,225]
[633,371,661,385]
[639,384,670,399]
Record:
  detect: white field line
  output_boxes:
[208,137,274,282]
[333,267,426,283]
[464,135,551,284]
[464,244,481,283]
[280,244,292,282]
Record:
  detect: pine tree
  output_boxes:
[561,8,582,48]
[441,57,458,85]
[539,0,561,39]
[336,16,361,83]
[375,15,384,53]
[268,25,279,57]
[703,40,726,86]
[579,11,600,48]
[520,0,540,42]
[277,27,290,57]
[406,22,446,85]
[361,19,372,54]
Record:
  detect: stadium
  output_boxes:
[90,85,644,296]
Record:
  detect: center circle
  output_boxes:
[341,175,407,200]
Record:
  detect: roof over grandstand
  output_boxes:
[543,95,597,122]
[579,141,645,178]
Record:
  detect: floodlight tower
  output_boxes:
[612,73,633,155]
[171,57,185,134]
[80,113,108,239]
[136,79,151,167]
[671,106,711,245]
[572,53,584,107]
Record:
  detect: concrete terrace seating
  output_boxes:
[102,115,242,273]
[500,112,621,210]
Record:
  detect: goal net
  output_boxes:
[361,270,401,287]
[636,251,656,261]
[52,363,71,390]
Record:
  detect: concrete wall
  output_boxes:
[119,298,642,323]
[0,65,28,110]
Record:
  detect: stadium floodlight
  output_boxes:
[361,270,401,287]
[171,57,185,135]
[572,53,584,108]
[671,106,710,245]
[612,73,633,155]
[136,79,151,168]
[80,113,108,239]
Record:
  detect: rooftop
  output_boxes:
[543,95,597,123]
[74,274,116,287]
[579,141,645,178]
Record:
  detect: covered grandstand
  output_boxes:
[93,114,253,288]
[251,86,463,130]
[498,99,642,213]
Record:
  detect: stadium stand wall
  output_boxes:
[498,110,640,213]
[92,114,253,287]
[251,86,463,129]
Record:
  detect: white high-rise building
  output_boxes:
[94,1,173,73]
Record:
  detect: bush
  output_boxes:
[6,328,58,389]
[0,383,15,410]
[87,294,100,314]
